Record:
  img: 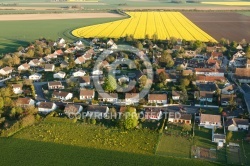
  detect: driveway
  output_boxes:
[33,82,47,101]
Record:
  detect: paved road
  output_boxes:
[33,82,47,101]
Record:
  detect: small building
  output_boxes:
[98,93,118,103]
[221,84,237,95]
[235,68,250,83]
[53,71,66,79]
[168,112,192,125]
[18,63,30,71]
[16,97,35,107]
[52,91,73,101]
[60,61,69,68]
[28,59,41,67]
[79,76,90,87]
[226,118,249,131]
[74,56,86,64]
[172,90,181,101]
[12,84,23,94]
[38,102,57,114]
[143,108,162,120]
[221,94,237,106]
[199,114,222,129]
[212,133,226,144]
[125,93,139,105]
[44,64,55,72]
[86,105,109,119]
[48,81,64,90]
[148,94,167,104]
[79,89,94,100]
[29,73,42,81]
[0,66,13,75]
[64,104,83,117]
[194,91,214,103]
[72,70,86,77]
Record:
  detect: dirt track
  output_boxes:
[0,13,122,21]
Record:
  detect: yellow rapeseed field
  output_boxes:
[201,2,250,6]
[72,12,217,42]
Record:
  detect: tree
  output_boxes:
[158,72,167,83]
[218,107,223,114]
[245,46,250,59]
[139,75,147,88]
[226,131,233,142]
[26,49,34,58]
[180,89,188,103]
[108,107,117,119]
[180,78,190,87]
[182,124,192,132]
[12,54,20,65]
[159,53,174,68]
[119,106,138,130]
[135,41,143,50]
[0,97,4,109]
[104,75,117,92]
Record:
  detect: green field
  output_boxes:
[0,116,220,166]
[12,117,159,154]
[0,137,219,166]
[156,124,192,158]
[0,17,121,54]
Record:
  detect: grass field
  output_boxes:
[201,2,250,6]
[0,17,121,54]
[73,11,217,42]
[156,124,192,158]
[0,137,219,166]
[12,116,159,155]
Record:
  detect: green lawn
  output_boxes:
[156,124,192,158]
[12,116,159,155]
[0,137,220,166]
[0,17,122,54]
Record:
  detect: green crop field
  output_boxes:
[0,17,121,54]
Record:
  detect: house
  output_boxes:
[74,56,86,64]
[16,97,35,107]
[64,104,83,117]
[235,68,250,83]
[182,70,193,76]
[199,114,222,128]
[39,57,51,63]
[246,59,250,68]
[72,70,86,77]
[195,91,214,102]
[79,89,94,100]
[86,105,109,119]
[118,75,129,84]
[53,49,64,56]
[143,108,162,120]
[165,73,177,83]
[236,44,243,50]
[12,84,23,94]
[168,112,192,124]
[212,133,226,144]
[196,83,217,92]
[46,54,57,59]
[196,75,226,84]
[107,39,114,46]
[38,102,57,114]
[101,60,110,68]
[221,94,236,106]
[60,61,69,68]
[57,38,65,44]
[74,40,83,46]
[206,59,221,69]
[221,84,237,95]
[48,81,64,90]
[226,118,249,131]
[53,71,66,79]
[0,66,13,75]
[79,76,91,87]
[194,68,224,77]
[52,91,73,101]
[44,64,55,72]
[18,63,30,71]
[92,69,103,75]
[98,93,118,103]
[172,90,182,101]
[29,73,42,81]
[83,49,95,60]
[184,50,196,58]
[28,59,40,67]
[210,52,223,60]
[148,94,167,104]
[125,93,139,104]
